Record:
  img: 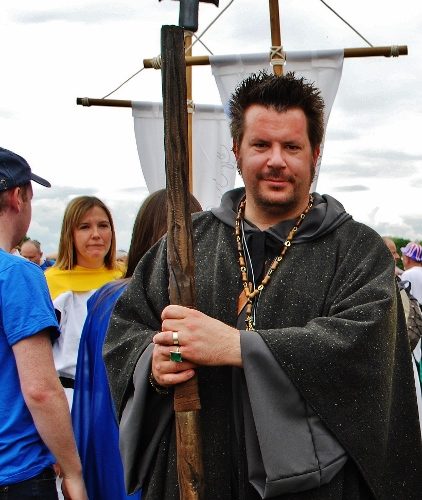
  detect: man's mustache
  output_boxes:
[257,173,295,182]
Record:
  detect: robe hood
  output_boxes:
[211,187,352,244]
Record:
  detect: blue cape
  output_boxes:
[72,281,141,500]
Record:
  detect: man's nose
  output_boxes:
[267,145,287,167]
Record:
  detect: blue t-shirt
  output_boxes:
[40,259,55,271]
[0,249,60,485]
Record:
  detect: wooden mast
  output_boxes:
[185,31,194,193]
[269,0,283,76]
[161,24,204,500]
[163,4,220,498]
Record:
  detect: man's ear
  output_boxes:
[8,187,21,211]
[232,141,239,160]
[312,145,321,167]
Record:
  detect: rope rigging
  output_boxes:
[102,0,235,99]
[101,0,385,99]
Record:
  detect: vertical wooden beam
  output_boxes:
[184,31,194,193]
[269,0,283,76]
[161,24,204,500]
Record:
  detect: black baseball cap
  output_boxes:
[0,147,51,191]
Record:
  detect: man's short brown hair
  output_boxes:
[0,182,30,214]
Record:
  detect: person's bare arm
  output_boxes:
[12,330,87,500]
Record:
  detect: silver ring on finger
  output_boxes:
[172,331,179,346]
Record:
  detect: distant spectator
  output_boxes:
[116,249,128,272]
[46,252,58,262]
[20,239,55,271]
[10,237,26,257]
[383,237,422,436]
[382,237,403,276]
[400,241,422,438]
[10,247,23,257]
[401,242,422,305]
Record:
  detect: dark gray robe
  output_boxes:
[104,189,422,499]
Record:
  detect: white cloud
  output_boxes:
[12,4,140,24]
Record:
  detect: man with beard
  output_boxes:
[104,72,422,499]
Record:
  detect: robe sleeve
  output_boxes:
[252,226,421,498]
[239,331,347,498]
[119,345,173,494]
[104,238,170,419]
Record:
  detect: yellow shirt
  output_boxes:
[45,265,123,300]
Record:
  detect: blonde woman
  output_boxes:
[45,196,122,407]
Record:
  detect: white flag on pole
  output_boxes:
[132,102,236,210]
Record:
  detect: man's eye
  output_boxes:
[254,142,267,149]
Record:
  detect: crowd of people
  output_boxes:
[1,71,422,500]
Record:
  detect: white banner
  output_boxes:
[132,102,236,210]
[132,49,344,207]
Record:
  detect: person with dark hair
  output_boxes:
[104,72,422,499]
[71,189,201,500]
[45,196,122,407]
[0,147,87,499]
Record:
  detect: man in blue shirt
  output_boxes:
[0,147,87,499]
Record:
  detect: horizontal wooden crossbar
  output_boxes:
[76,45,407,108]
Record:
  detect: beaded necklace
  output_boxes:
[235,194,314,330]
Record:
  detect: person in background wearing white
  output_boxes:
[45,196,122,408]
[401,242,422,305]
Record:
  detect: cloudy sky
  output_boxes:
[1,0,421,254]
